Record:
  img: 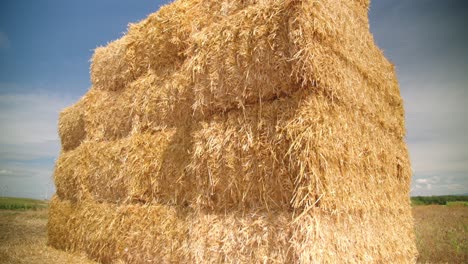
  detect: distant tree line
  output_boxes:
[411,195,467,206]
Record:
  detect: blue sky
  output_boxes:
[0,0,466,199]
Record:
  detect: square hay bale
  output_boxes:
[187,210,292,263]
[48,196,415,263]
[188,3,297,113]
[58,102,86,151]
[48,196,188,263]
[90,0,267,92]
[74,71,194,142]
[54,131,193,205]
[90,37,132,91]
[189,88,411,213]
[188,89,305,211]
[49,0,417,263]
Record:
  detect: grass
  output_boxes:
[446,201,468,207]
[411,195,468,206]
[0,197,466,263]
[0,197,48,210]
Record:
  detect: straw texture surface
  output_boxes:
[50,0,417,263]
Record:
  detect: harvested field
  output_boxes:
[413,204,468,263]
[0,208,95,264]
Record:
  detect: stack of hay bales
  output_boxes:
[49,0,417,262]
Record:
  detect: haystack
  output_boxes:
[49,0,417,263]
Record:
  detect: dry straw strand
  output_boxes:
[50,0,417,263]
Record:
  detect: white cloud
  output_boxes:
[0,93,77,144]
[403,74,468,195]
[0,92,78,199]
[369,1,468,196]
[0,169,12,175]
[412,174,468,196]
[0,161,55,199]
[415,179,428,184]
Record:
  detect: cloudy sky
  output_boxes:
[0,0,466,199]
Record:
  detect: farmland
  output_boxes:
[0,199,95,264]
[413,204,467,263]
[0,197,466,263]
[0,197,48,210]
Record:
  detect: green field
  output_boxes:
[0,197,48,210]
[411,195,468,206]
